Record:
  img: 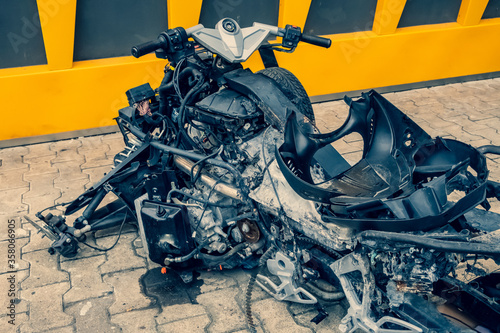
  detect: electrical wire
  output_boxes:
[189,145,223,182]
[38,200,74,214]
[173,58,186,99]
[80,211,129,252]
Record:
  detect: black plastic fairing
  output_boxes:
[276,90,489,231]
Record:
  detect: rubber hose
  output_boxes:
[304,282,345,301]
[197,243,247,262]
[165,240,209,264]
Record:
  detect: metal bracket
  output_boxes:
[256,251,317,304]
[330,252,423,333]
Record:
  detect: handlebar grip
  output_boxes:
[131,40,163,58]
[300,34,331,48]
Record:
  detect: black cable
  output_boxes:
[38,200,74,214]
[176,80,207,150]
[190,146,223,183]
[185,117,223,145]
[440,313,480,332]
[80,211,128,252]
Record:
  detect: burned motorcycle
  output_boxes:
[27,18,500,333]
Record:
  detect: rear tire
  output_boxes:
[257,67,315,124]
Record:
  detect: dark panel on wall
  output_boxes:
[483,0,500,19]
[304,0,378,35]
[73,0,168,61]
[398,0,462,28]
[199,0,279,29]
[0,1,47,69]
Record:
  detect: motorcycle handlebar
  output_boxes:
[131,39,164,58]
[300,33,331,48]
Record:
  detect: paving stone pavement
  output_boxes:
[1,78,500,332]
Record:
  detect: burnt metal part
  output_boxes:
[256,251,317,304]
[440,276,500,314]
[237,219,261,243]
[195,88,261,120]
[276,90,489,232]
[330,252,423,333]
[118,118,248,194]
[390,292,465,333]
[223,68,303,131]
[434,274,500,331]
[358,230,500,256]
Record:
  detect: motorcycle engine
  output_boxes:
[186,88,267,164]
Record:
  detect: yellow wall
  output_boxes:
[1,0,500,141]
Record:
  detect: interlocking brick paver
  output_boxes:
[157,314,211,333]
[5,313,28,333]
[78,135,106,151]
[21,250,68,289]
[1,216,27,242]
[101,132,125,155]
[111,308,159,333]
[22,170,61,214]
[53,161,88,184]
[20,281,73,332]
[292,302,347,333]
[252,298,312,333]
[82,165,114,188]
[54,178,90,204]
[22,142,54,162]
[0,168,29,191]
[61,255,112,305]
[1,238,29,273]
[81,153,114,170]
[104,268,152,315]
[0,187,29,215]
[50,139,84,164]
[0,146,28,171]
[198,270,237,293]
[197,287,246,333]
[230,268,271,304]
[155,303,207,325]
[23,143,57,178]
[449,115,491,133]
[96,233,146,274]
[0,270,29,316]
[22,193,61,216]
[64,296,118,333]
